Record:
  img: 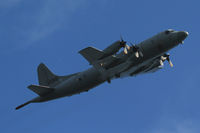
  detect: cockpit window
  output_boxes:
[165,29,174,35]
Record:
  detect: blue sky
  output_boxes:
[0,0,200,132]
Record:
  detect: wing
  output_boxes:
[79,47,105,64]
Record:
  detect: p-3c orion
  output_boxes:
[16,29,189,110]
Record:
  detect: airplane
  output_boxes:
[16,29,189,110]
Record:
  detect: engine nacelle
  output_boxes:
[99,41,125,59]
[144,60,163,73]
[99,56,122,70]
[145,65,162,73]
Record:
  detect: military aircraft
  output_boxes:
[16,29,188,110]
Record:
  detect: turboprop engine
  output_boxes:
[99,40,127,60]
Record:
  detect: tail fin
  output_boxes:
[37,63,57,86]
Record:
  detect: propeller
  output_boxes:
[119,36,143,58]
[167,57,173,67]
[163,53,173,67]
[130,43,143,58]
[124,45,130,54]
[120,35,126,47]
[120,35,130,54]
[159,60,164,66]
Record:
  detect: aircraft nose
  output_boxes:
[183,31,189,37]
[177,31,189,42]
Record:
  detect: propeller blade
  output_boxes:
[135,51,139,58]
[130,42,135,47]
[131,44,143,58]
[125,44,130,50]
[124,47,128,54]
[161,56,167,61]
[123,44,131,54]
[120,35,126,47]
[163,53,173,67]
[165,54,173,67]
[160,60,164,66]
[120,35,123,41]
[168,59,173,67]
[139,51,143,57]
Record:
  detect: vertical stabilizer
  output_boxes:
[37,63,57,86]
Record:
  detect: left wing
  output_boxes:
[79,47,105,64]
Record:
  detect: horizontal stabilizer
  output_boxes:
[28,85,54,97]
[79,47,105,64]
